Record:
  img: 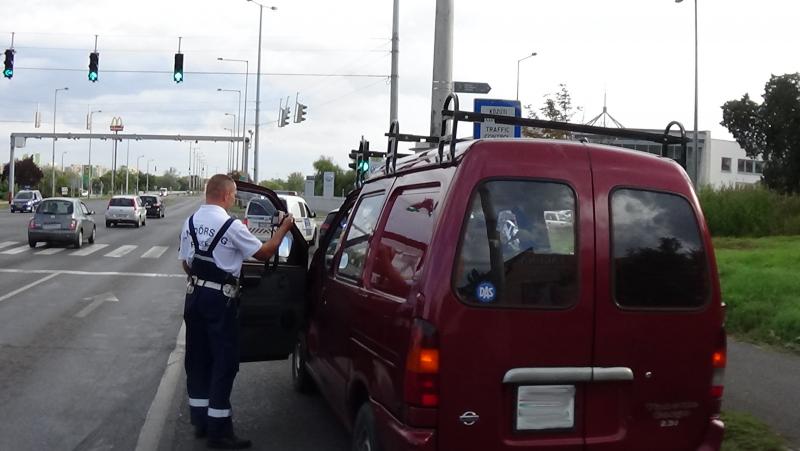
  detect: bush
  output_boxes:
[698,185,800,236]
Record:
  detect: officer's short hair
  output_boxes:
[206,174,235,199]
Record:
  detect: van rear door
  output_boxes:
[435,141,595,450]
[586,151,723,450]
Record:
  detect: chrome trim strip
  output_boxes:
[502,367,634,384]
[593,367,634,382]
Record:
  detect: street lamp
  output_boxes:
[220,89,242,171]
[86,108,102,197]
[516,52,537,101]
[136,154,145,194]
[245,0,278,183]
[224,127,234,172]
[51,87,69,197]
[61,151,68,172]
[146,158,155,193]
[676,0,700,185]
[217,58,249,174]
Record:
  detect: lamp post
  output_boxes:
[61,151,68,172]
[136,154,145,194]
[51,87,69,197]
[224,127,234,172]
[245,0,277,183]
[516,52,537,101]
[86,108,102,197]
[220,90,242,170]
[676,0,699,185]
[146,158,155,193]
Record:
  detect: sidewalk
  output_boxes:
[726,338,800,448]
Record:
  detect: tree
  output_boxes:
[1,157,44,189]
[720,73,800,194]
[259,178,286,191]
[286,172,305,193]
[312,156,355,197]
[522,83,581,140]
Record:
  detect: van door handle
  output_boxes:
[502,367,634,384]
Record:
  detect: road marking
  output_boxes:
[1,244,32,255]
[75,292,120,318]
[0,272,61,303]
[71,243,110,256]
[135,322,186,451]
[0,268,185,278]
[104,245,137,258]
[141,246,168,259]
[0,241,18,250]
[36,248,65,255]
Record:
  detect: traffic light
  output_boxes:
[173,53,184,83]
[358,158,369,173]
[88,52,99,82]
[3,49,14,79]
[279,106,291,127]
[294,103,307,123]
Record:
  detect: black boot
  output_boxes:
[206,435,252,449]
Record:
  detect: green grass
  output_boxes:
[714,236,800,350]
[722,411,787,451]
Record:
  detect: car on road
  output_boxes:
[159,187,168,197]
[10,190,43,213]
[140,195,166,218]
[243,197,279,242]
[28,198,96,248]
[105,195,147,228]
[278,194,318,246]
[290,137,726,450]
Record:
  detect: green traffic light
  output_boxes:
[3,68,12,78]
[358,160,370,172]
[88,71,98,82]
[174,72,183,83]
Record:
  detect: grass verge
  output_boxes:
[722,411,787,451]
[714,236,800,350]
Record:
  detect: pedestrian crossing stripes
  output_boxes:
[0,244,171,260]
[141,246,168,259]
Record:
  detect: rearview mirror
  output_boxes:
[278,235,293,259]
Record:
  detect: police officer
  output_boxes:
[178,174,294,449]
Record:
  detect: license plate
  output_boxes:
[43,224,61,230]
[516,385,575,431]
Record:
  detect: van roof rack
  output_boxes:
[383,93,690,175]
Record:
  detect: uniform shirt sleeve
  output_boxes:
[226,219,263,258]
[178,218,193,262]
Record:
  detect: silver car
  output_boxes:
[105,195,147,227]
[28,198,97,248]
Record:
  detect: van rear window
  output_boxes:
[611,189,709,309]
[454,181,578,308]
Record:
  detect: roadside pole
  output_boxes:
[429,0,454,140]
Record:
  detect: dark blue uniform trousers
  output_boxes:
[184,286,239,439]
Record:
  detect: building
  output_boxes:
[583,130,763,188]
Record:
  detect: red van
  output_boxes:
[235,106,725,450]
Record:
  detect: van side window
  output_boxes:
[325,206,353,271]
[337,193,386,281]
[612,189,709,308]
[454,180,578,308]
[369,187,440,299]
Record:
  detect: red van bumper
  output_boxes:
[372,401,436,451]
[696,418,724,451]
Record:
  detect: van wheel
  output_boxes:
[352,404,381,451]
[291,334,315,394]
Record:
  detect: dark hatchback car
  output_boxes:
[140,195,166,218]
[28,198,97,248]
[10,190,43,213]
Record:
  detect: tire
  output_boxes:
[291,334,315,394]
[142,217,146,227]
[75,230,83,249]
[89,227,96,244]
[106,221,112,228]
[352,404,382,451]
[135,217,141,228]
[28,239,36,248]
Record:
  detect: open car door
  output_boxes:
[235,180,309,362]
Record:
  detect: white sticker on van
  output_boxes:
[476,282,497,303]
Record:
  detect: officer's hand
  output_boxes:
[280,214,295,231]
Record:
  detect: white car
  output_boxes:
[278,194,318,245]
[105,195,147,228]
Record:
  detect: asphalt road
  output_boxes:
[0,196,349,451]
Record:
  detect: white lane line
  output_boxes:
[135,322,185,451]
[104,245,137,258]
[36,248,66,255]
[0,241,18,250]
[1,245,32,255]
[141,246,168,259]
[0,268,185,278]
[0,272,61,303]
[71,243,110,256]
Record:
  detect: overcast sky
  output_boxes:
[1,0,797,181]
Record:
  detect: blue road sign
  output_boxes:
[473,99,522,139]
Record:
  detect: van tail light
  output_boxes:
[69,219,78,230]
[710,329,726,414]
[404,319,440,408]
